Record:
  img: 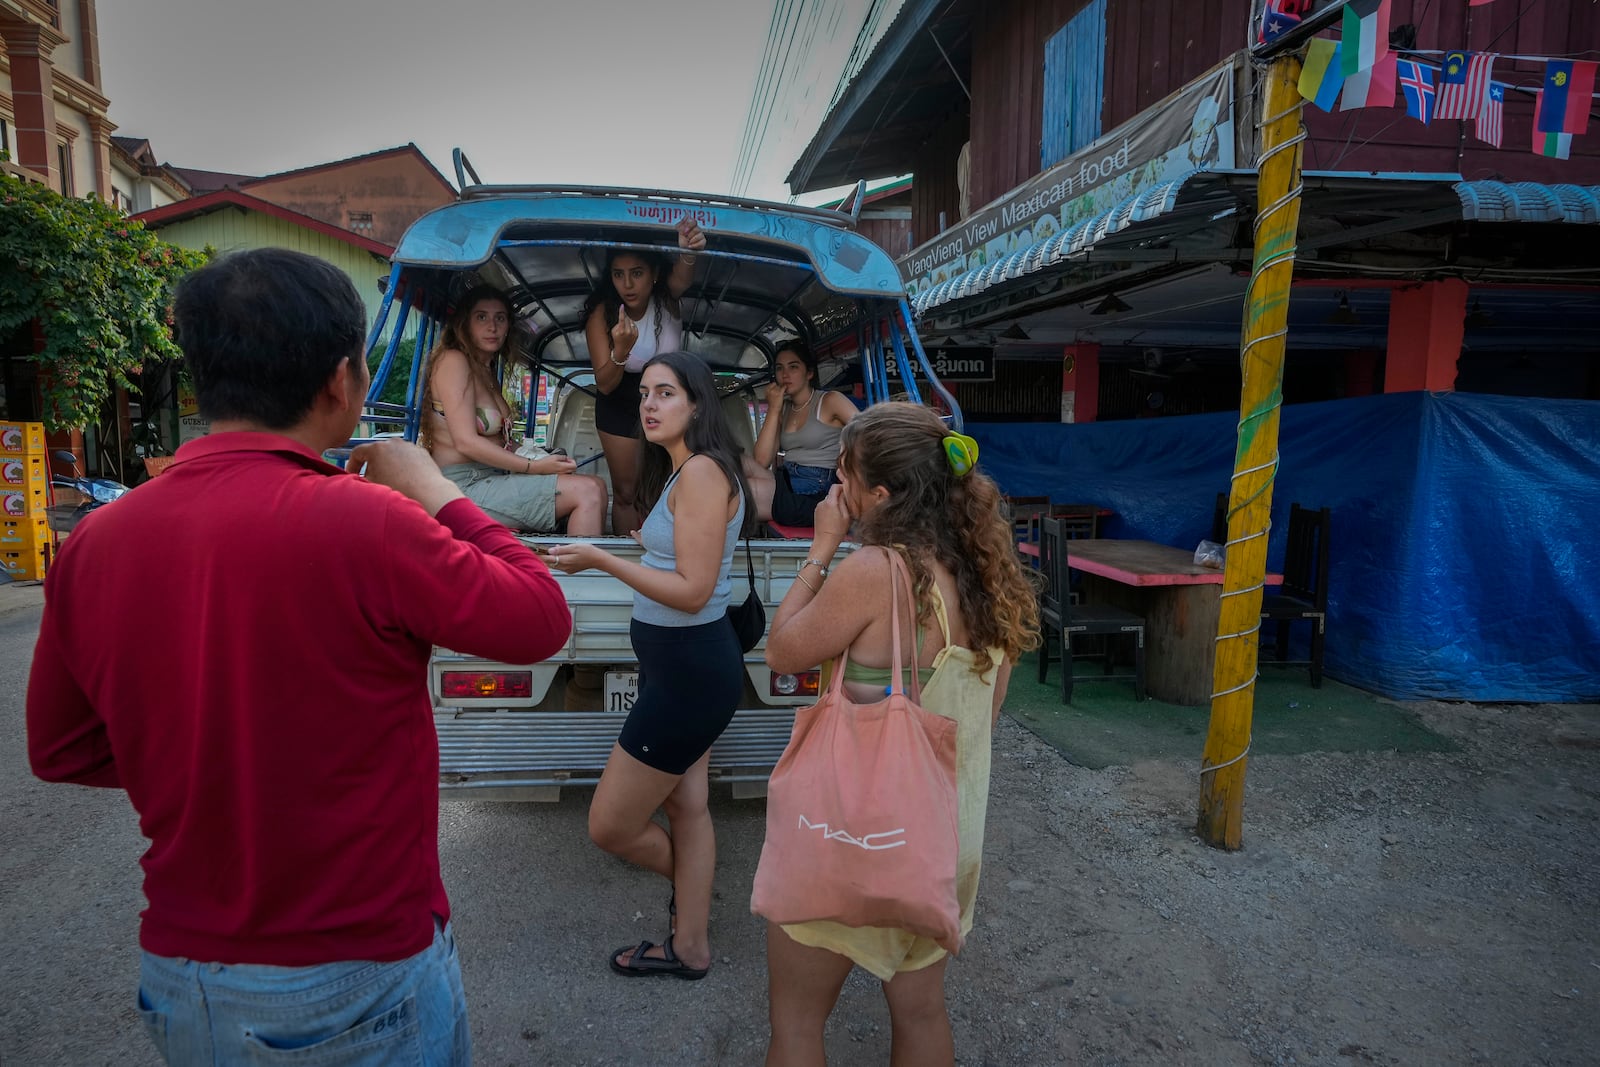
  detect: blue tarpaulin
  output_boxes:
[971,392,1600,702]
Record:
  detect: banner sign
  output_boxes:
[884,347,994,383]
[900,62,1235,299]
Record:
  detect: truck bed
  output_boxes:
[432,534,835,801]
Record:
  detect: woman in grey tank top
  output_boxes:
[546,350,753,982]
[745,340,859,526]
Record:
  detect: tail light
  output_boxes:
[771,670,821,697]
[440,671,533,699]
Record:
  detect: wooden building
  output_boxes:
[789,0,1600,422]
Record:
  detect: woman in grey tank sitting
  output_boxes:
[745,340,858,527]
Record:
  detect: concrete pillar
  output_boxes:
[1061,343,1099,423]
[1385,280,1467,393]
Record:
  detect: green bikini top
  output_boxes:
[839,578,952,691]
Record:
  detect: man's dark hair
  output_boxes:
[174,249,369,429]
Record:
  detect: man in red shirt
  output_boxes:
[27,248,571,1065]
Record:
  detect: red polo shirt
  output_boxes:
[27,432,572,966]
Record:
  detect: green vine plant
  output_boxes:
[0,169,207,430]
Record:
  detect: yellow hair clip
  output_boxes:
[942,432,979,478]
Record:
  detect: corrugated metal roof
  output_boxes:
[1454,182,1600,224]
[911,170,1216,317]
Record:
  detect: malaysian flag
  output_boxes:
[1435,52,1495,121]
[1475,83,1505,147]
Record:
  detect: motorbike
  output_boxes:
[45,450,128,534]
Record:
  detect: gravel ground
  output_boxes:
[2,588,1596,1065]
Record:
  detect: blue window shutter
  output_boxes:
[1041,0,1107,169]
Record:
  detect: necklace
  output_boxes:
[783,389,815,432]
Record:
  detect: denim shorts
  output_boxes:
[782,462,836,497]
[135,919,470,1065]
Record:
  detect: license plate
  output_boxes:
[604,671,639,713]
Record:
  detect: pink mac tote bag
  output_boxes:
[751,551,963,953]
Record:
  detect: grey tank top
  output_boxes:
[779,391,843,468]
[633,460,745,626]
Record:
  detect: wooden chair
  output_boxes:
[1006,495,1051,564]
[1036,517,1146,703]
[1260,503,1331,687]
[1050,503,1101,540]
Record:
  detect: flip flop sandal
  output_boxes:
[608,934,709,981]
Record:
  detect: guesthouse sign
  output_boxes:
[900,61,1237,299]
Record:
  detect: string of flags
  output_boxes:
[1273,0,1596,159]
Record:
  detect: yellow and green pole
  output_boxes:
[1197,52,1307,849]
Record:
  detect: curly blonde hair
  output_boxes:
[839,403,1040,677]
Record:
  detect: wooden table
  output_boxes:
[1066,540,1282,706]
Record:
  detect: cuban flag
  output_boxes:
[1397,61,1435,124]
[1475,83,1504,147]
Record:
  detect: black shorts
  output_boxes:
[594,371,643,437]
[619,617,743,775]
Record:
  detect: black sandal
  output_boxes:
[608,934,709,981]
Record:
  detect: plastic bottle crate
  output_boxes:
[1,541,51,580]
[0,517,52,551]
[1,485,49,519]
[0,422,46,456]
[1,455,47,487]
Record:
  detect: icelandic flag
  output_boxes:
[1340,0,1391,78]
[1397,60,1435,124]
[1532,91,1572,160]
[1435,52,1493,121]
[1341,54,1397,110]
[1475,83,1504,148]
[1298,38,1344,112]
[1537,60,1598,136]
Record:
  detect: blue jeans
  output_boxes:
[135,919,471,1066]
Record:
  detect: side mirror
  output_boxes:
[52,450,78,466]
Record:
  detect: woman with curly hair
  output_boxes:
[761,402,1040,1067]
[583,218,706,533]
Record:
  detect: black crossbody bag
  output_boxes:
[726,533,765,654]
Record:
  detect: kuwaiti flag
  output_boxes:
[1532,91,1572,160]
[1341,54,1397,110]
[1397,60,1436,123]
[1537,60,1598,135]
[1299,38,1344,111]
[1340,0,1391,78]
[1474,83,1504,147]
[1435,52,1493,121]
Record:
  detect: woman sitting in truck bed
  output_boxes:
[422,285,608,535]
[744,340,857,528]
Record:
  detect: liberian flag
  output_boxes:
[1536,60,1597,135]
[1435,52,1494,121]
[1299,38,1344,112]
[1532,91,1572,160]
[1340,0,1391,78]
[1474,83,1504,147]
[1397,61,1435,124]
[1341,54,1397,110]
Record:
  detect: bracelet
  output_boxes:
[681,253,699,263]
[796,570,820,594]
[800,558,829,579]
[524,457,532,474]
[608,352,629,368]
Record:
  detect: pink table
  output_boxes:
[1067,540,1283,706]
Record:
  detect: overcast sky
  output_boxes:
[98,0,820,200]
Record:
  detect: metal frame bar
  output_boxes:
[367,291,414,406]
[898,301,964,430]
[452,182,859,229]
[885,314,924,405]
